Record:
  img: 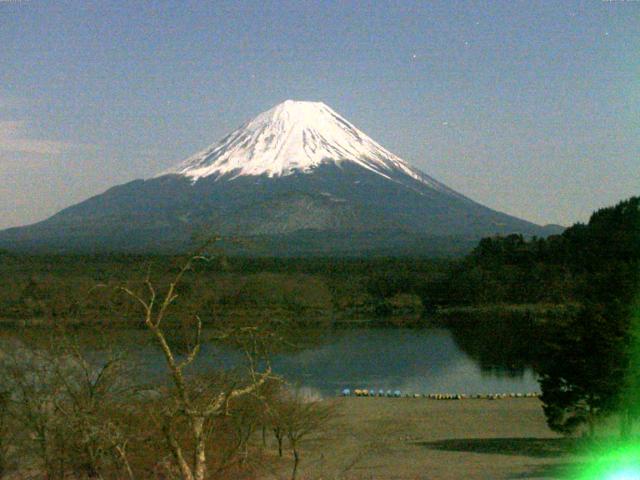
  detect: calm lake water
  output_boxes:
[1,326,540,397]
[262,328,539,396]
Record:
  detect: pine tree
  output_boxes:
[538,197,640,436]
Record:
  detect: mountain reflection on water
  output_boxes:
[145,325,540,397]
[265,328,540,396]
[2,325,541,398]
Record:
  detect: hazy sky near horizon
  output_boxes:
[1,0,638,229]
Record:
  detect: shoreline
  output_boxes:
[0,302,577,329]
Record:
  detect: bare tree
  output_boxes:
[1,344,67,479]
[0,248,334,479]
[268,390,334,480]
[49,334,134,479]
[119,254,274,480]
[0,329,136,480]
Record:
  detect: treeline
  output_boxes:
[444,196,640,436]
[440,197,639,309]
[1,197,637,328]
[0,253,452,325]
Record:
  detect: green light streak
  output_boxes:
[571,442,640,480]
[570,293,640,479]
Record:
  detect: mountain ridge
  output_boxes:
[0,100,563,256]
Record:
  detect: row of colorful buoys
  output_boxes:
[340,389,541,399]
[474,392,542,399]
[344,389,403,397]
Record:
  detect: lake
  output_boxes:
[253,328,540,396]
[0,326,540,398]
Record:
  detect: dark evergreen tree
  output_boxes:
[537,197,640,435]
[538,304,627,435]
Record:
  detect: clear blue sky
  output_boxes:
[1,0,638,229]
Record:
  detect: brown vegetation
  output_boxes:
[0,254,334,480]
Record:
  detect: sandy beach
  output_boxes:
[277,397,578,480]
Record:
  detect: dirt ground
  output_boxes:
[271,397,580,480]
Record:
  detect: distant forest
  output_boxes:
[444,196,639,307]
[0,196,637,329]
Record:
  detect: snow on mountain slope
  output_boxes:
[159,100,456,195]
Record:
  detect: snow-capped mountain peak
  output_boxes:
[1,99,558,254]
[159,100,441,189]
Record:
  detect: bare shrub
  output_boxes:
[267,389,334,480]
[0,330,135,480]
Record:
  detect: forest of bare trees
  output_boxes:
[0,253,334,479]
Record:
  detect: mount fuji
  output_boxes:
[0,100,561,255]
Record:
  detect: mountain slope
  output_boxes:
[0,100,562,255]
